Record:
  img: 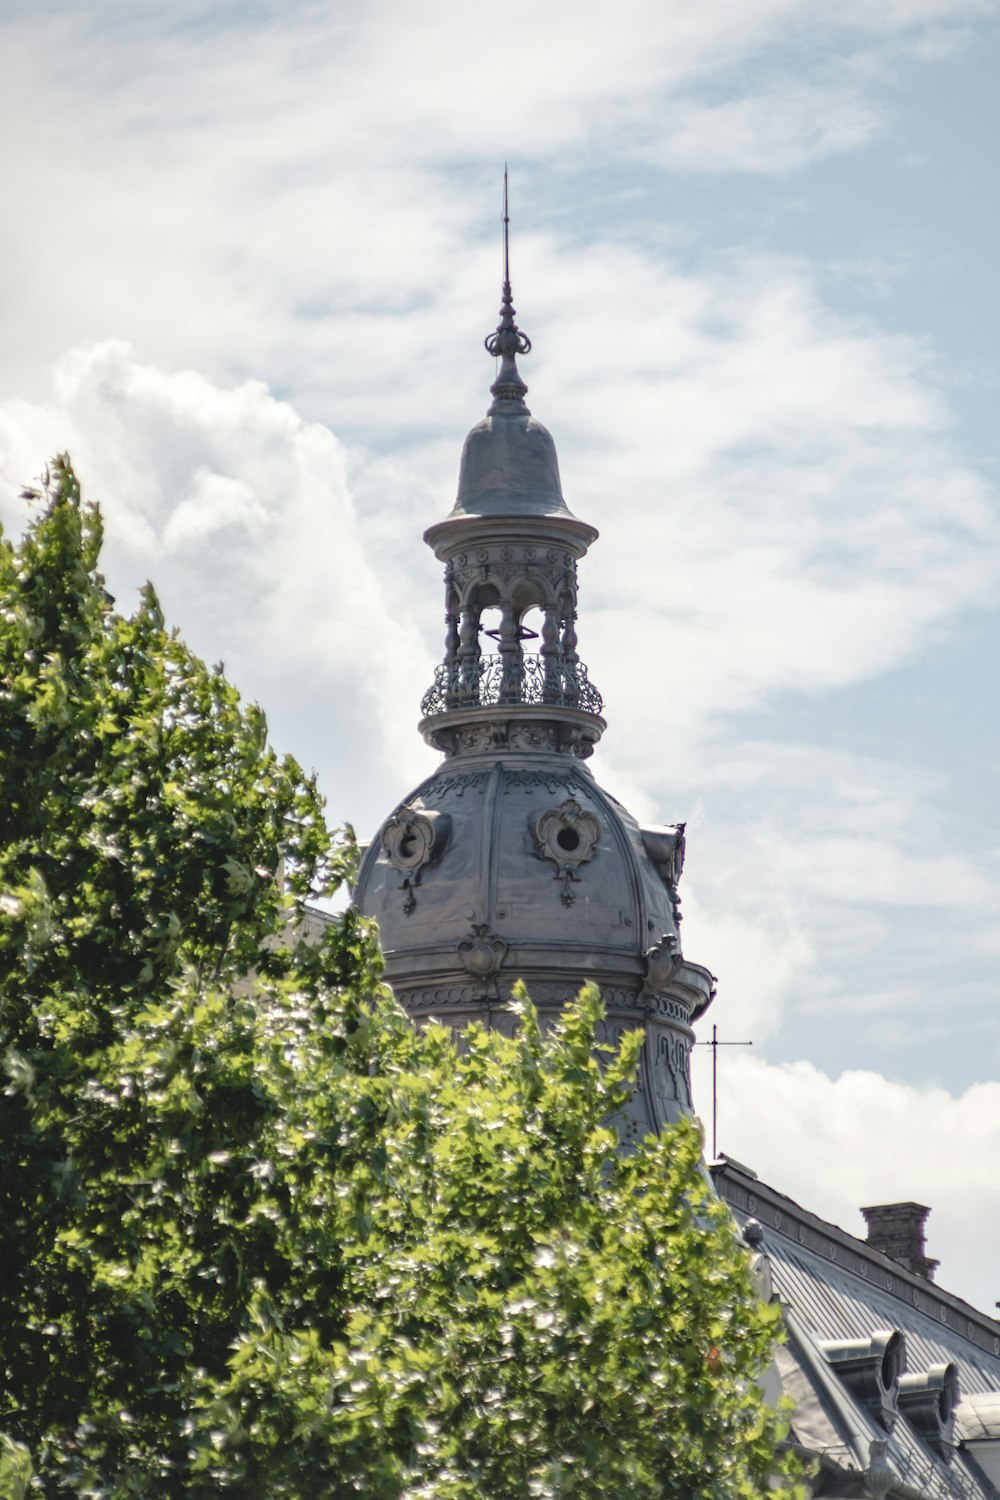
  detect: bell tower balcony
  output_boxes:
[419,649,605,759]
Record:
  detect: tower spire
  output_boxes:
[484,166,532,413]
[356,193,714,1145]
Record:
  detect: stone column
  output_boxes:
[561,611,580,705]
[498,603,522,702]
[458,608,480,701]
[541,605,561,702]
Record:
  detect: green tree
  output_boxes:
[0,460,804,1499]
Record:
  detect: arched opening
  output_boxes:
[479,605,502,655]
[518,605,544,660]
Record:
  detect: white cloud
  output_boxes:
[692,1048,1000,1313]
[647,82,886,174]
[0,0,995,414]
[0,341,437,812]
[163,469,266,551]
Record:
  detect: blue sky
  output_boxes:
[2,0,1000,1310]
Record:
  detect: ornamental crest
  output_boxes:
[457,923,508,999]
[380,805,451,916]
[640,932,683,1002]
[532,798,601,906]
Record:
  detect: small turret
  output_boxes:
[421,171,604,763]
[356,177,714,1142]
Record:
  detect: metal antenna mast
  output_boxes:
[696,1023,752,1160]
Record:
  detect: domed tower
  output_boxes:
[356,189,714,1139]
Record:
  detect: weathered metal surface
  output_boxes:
[713,1161,1000,1500]
[355,750,713,1140]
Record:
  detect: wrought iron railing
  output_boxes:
[421,653,604,718]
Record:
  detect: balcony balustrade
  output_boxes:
[421,652,604,719]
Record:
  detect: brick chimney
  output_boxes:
[860,1202,939,1282]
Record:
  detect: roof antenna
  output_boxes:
[696,1023,753,1160]
[485,164,531,414]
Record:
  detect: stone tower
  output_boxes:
[355,197,713,1140]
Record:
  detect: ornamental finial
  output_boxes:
[484,165,531,413]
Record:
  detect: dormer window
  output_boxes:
[898,1363,959,1461]
[818,1329,905,1431]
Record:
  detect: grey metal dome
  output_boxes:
[449,410,573,520]
[355,750,713,1140]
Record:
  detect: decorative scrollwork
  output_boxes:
[533,798,602,903]
[380,806,451,916]
[485,324,531,360]
[640,933,683,1003]
[421,653,603,718]
[457,923,508,999]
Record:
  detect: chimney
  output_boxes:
[860,1202,939,1282]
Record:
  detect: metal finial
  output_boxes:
[502,164,510,291]
[485,165,531,413]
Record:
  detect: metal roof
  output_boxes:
[711,1160,1000,1499]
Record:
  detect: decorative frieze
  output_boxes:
[648,1027,693,1120]
[421,770,492,802]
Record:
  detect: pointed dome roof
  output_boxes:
[450,411,570,519]
[445,170,577,523]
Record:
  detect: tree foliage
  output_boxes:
[0,460,804,1498]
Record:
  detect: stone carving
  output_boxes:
[421,770,491,802]
[555,722,594,758]
[401,984,479,1011]
[380,806,451,916]
[649,1028,693,1121]
[595,1018,634,1052]
[863,1439,895,1500]
[426,711,597,761]
[523,985,637,1011]
[503,769,574,795]
[455,725,494,754]
[643,993,691,1025]
[532,798,602,903]
[457,923,508,999]
[447,546,575,609]
[640,933,683,1003]
[743,1219,774,1303]
[508,723,558,751]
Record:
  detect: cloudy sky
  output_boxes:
[2,0,1000,1311]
